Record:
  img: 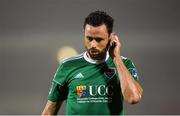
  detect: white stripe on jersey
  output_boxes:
[61,53,84,64]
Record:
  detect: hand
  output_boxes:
[109,33,121,59]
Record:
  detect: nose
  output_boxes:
[90,39,97,48]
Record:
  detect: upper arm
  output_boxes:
[48,63,68,102]
[42,63,68,115]
[122,57,140,82]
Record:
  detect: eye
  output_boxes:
[86,36,93,41]
[95,37,103,42]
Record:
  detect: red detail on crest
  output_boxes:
[104,67,116,78]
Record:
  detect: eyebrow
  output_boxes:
[86,36,104,40]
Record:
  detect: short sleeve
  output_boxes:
[53,63,67,86]
[123,58,140,82]
[48,63,68,102]
[48,82,68,102]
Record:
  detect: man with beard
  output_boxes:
[42,11,143,115]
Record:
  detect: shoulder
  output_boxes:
[121,56,135,68]
[54,53,84,77]
[60,53,84,66]
[121,56,131,63]
[121,56,139,81]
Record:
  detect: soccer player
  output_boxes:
[42,11,143,115]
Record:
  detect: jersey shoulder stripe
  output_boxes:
[121,56,127,60]
[53,79,64,86]
[61,53,84,64]
[121,56,129,63]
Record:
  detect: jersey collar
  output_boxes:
[83,51,109,64]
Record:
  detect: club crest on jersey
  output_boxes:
[131,68,139,81]
[76,86,87,97]
[104,67,116,79]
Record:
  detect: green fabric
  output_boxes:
[48,53,139,115]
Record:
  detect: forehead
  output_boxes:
[84,24,109,37]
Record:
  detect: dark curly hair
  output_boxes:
[83,11,114,35]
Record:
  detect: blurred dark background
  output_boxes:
[0,0,179,114]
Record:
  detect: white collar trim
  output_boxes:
[83,51,109,64]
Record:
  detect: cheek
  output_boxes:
[98,41,109,49]
[84,39,90,48]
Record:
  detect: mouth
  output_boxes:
[89,49,99,55]
[87,48,106,60]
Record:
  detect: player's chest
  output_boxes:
[67,64,117,84]
[66,65,119,98]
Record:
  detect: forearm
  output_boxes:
[114,57,143,104]
[42,100,61,115]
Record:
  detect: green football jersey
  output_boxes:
[48,52,139,115]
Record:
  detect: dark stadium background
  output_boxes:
[0,0,179,114]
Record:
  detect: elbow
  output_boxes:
[41,111,47,116]
[126,93,142,104]
[128,96,141,104]
[41,109,51,115]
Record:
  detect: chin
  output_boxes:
[90,54,99,59]
[91,54,106,60]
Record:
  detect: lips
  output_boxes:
[89,49,99,54]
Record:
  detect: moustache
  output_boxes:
[88,48,99,53]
